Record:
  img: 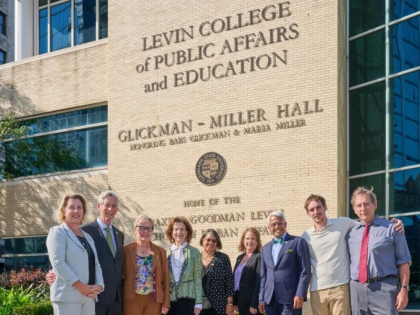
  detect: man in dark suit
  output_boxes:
[259,211,311,315]
[82,190,124,315]
[47,190,124,315]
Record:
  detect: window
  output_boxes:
[0,49,5,65]
[4,105,108,178]
[4,237,49,271]
[390,71,420,168]
[390,16,420,74]
[349,30,385,87]
[349,82,386,175]
[38,0,108,55]
[348,0,420,309]
[349,0,384,37]
[5,237,47,255]
[0,12,5,36]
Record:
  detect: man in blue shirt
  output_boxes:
[347,187,411,314]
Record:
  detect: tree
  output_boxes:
[0,111,31,179]
[0,111,86,179]
[0,111,30,142]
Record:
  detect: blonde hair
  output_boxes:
[134,214,154,229]
[55,194,88,224]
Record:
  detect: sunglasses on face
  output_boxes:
[137,226,154,232]
[205,238,217,244]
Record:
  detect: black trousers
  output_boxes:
[167,298,196,315]
[200,308,218,315]
[238,304,263,315]
[95,302,123,315]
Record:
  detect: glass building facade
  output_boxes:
[38,0,108,55]
[4,105,108,178]
[3,237,49,271]
[0,11,5,36]
[0,49,5,65]
[349,0,420,310]
[3,106,108,269]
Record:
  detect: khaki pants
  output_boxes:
[310,283,350,315]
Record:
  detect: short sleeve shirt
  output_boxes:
[301,217,356,291]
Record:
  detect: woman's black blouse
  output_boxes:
[77,236,95,285]
[201,251,235,315]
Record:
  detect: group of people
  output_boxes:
[45,187,411,315]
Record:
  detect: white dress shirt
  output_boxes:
[170,241,188,283]
[271,232,287,264]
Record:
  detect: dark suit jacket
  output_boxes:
[233,250,261,309]
[259,234,311,305]
[82,220,124,304]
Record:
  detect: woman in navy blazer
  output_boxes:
[233,228,262,315]
[46,193,104,315]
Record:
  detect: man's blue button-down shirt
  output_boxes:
[271,232,288,264]
[346,215,411,280]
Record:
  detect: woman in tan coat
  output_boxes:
[123,214,170,315]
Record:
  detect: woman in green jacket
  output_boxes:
[166,217,202,315]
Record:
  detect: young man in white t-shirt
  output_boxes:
[301,194,404,315]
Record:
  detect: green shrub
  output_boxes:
[0,286,35,315]
[12,300,53,315]
[31,283,50,300]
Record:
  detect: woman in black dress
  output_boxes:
[200,229,234,315]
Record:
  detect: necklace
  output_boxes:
[77,236,91,256]
[137,243,151,255]
[202,253,213,267]
[203,253,214,260]
[139,247,149,254]
[171,247,184,268]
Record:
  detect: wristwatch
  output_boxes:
[401,285,410,291]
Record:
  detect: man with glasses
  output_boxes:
[47,190,125,315]
[259,211,311,315]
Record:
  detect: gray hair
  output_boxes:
[97,190,120,206]
[351,186,377,207]
[266,210,286,225]
[134,214,154,229]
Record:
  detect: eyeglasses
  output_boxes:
[204,238,217,244]
[269,222,285,228]
[137,226,154,232]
